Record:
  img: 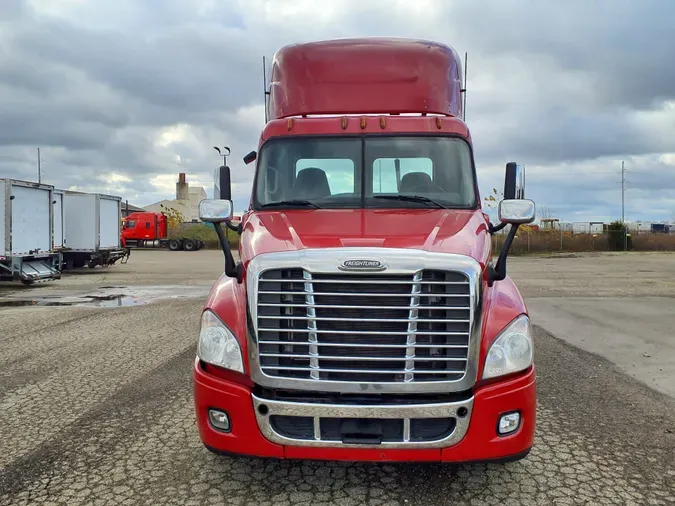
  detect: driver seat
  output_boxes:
[399,172,433,193]
[293,167,331,199]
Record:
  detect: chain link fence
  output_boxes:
[493,228,675,255]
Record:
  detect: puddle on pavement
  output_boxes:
[0,285,210,309]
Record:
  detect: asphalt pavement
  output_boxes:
[1,250,674,505]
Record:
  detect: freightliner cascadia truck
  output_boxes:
[194,38,537,463]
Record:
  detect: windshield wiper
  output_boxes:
[260,199,322,209]
[373,195,445,208]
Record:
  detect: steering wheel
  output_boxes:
[407,181,445,194]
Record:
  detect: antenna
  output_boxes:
[263,56,270,123]
[213,146,231,167]
[462,52,468,121]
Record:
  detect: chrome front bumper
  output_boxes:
[252,393,474,449]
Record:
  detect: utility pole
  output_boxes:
[621,160,627,251]
[37,148,42,183]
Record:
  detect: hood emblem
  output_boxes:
[338,259,387,272]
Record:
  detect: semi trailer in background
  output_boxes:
[58,190,129,269]
[121,211,205,251]
[0,178,62,284]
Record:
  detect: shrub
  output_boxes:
[606,221,632,251]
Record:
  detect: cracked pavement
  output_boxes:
[1,251,674,505]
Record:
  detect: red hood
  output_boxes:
[239,209,492,268]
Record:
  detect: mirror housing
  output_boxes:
[499,199,536,224]
[243,151,257,165]
[214,165,232,200]
[199,199,233,223]
[504,162,525,200]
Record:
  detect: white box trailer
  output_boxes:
[59,190,129,269]
[0,179,62,284]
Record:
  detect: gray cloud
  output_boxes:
[0,0,674,224]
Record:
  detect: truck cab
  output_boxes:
[193,38,537,462]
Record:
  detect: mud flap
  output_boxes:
[20,260,61,284]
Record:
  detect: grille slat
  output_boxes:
[259,291,469,298]
[258,316,471,323]
[260,353,468,362]
[257,268,471,383]
[262,366,466,374]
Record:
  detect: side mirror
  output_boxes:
[499,199,536,224]
[214,165,232,200]
[243,151,257,165]
[199,199,233,223]
[504,162,525,199]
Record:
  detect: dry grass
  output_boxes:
[632,233,675,251]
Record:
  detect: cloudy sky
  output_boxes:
[1,0,674,223]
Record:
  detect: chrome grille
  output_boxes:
[256,268,472,383]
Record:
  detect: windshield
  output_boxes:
[253,136,476,209]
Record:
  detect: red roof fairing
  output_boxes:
[267,37,464,120]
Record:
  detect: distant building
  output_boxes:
[120,202,146,218]
[144,173,207,222]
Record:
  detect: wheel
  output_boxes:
[183,239,196,251]
[168,239,182,251]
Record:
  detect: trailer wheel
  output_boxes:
[183,239,196,251]
[168,239,182,251]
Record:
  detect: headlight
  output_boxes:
[198,310,244,373]
[482,314,533,380]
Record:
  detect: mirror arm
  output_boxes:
[488,223,520,285]
[488,221,508,235]
[214,222,243,283]
[226,221,243,235]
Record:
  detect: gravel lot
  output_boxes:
[1,250,674,505]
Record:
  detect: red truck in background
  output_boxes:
[194,38,537,463]
[121,211,205,251]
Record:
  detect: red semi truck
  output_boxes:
[121,211,205,251]
[194,38,537,463]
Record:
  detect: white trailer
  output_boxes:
[590,222,604,234]
[0,179,62,284]
[572,222,591,234]
[59,190,129,269]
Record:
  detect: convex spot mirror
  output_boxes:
[199,199,233,223]
[499,199,536,224]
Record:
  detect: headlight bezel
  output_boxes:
[482,314,533,380]
[198,309,245,374]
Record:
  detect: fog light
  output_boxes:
[498,412,520,435]
[208,409,231,432]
